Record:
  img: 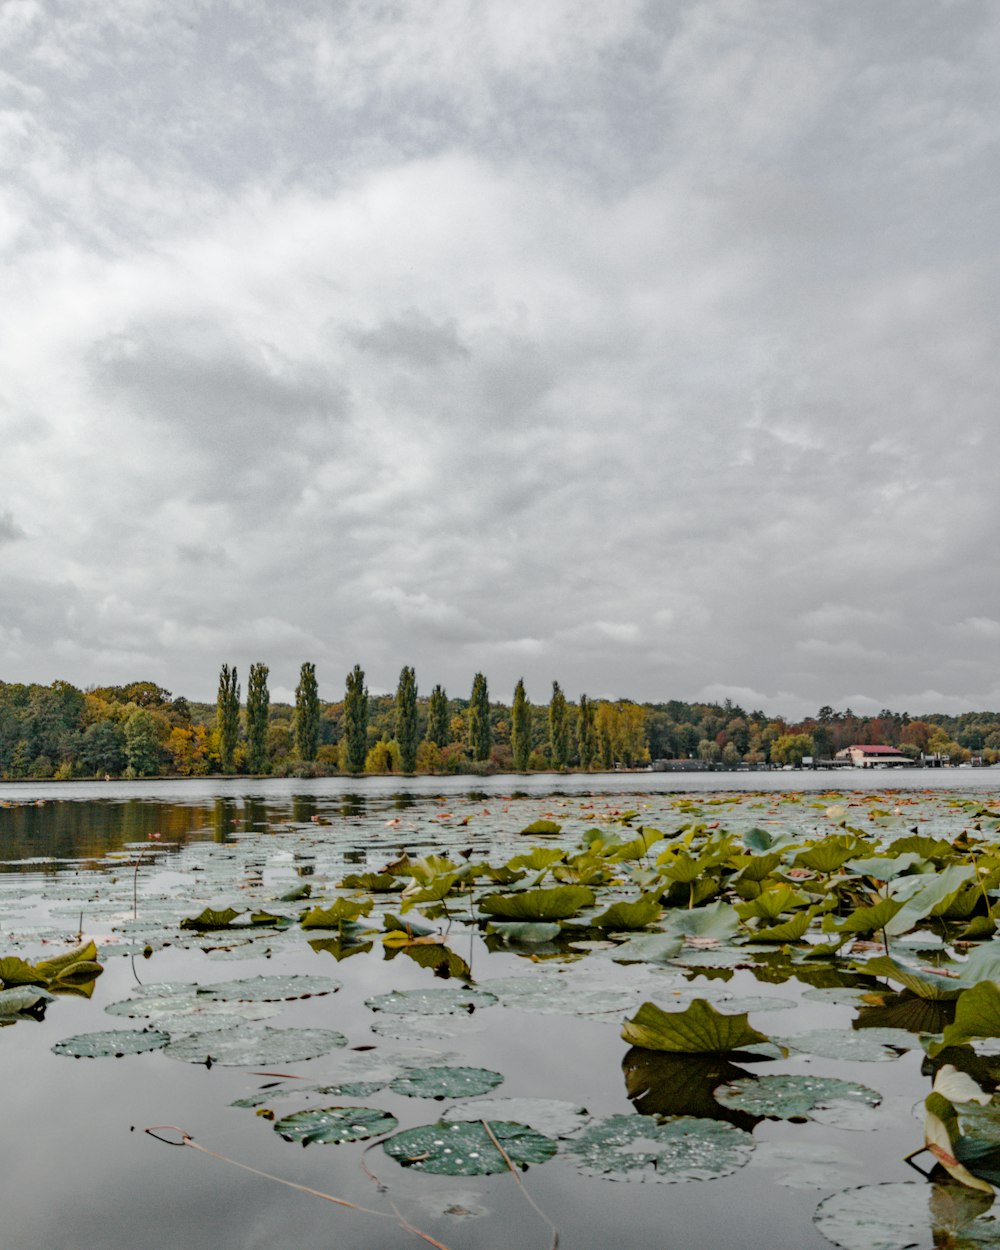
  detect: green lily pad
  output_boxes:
[590,895,663,931]
[814,1181,1000,1250]
[929,982,1000,1057]
[274,1105,398,1145]
[441,1097,591,1138]
[179,907,243,930]
[389,1065,504,1100]
[566,1114,754,1183]
[486,975,642,1018]
[485,921,562,945]
[714,1074,882,1128]
[370,1014,486,1041]
[106,994,280,1026]
[0,986,53,1016]
[196,974,341,1002]
[600,933,684,964]
[52,1028,170,1058]
[622,1000,771,1054]
[382,1119,557,1175]
[479,886,595,921]
[782,1027,913,1062]
[365,988,497,1016]
[163,1025,347,1065]
[520,820,562,835]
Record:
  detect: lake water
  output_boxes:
[3,775,999,1250]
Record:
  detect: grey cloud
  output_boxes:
[352,310,469,366]
[0,510,25,542]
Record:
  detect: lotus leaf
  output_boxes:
[507,849,565,871]
[479,886,595,921]
[389,1065,504,1100]
[713,1074,881,1128]
[179,907,243,930]
[520,820,561,835]
[566,1114,754,1183]
[365,988,497,1015]
[52,1028,170,1058]
[834,898,906,935]
[929,983,1000,1056]
[782,1027,913,1062]
[601,933,684,964]
[274,1105,398,1145]
[861,955,964,1000]
[441,1097,590,1138]
[661,901,741,941]
[0,986,53,1016]
[196,974,341,1002]
[621,999,771,1054]
[590,895,663,931]
[163,1025,347,1065]
[813,1181,1000,1250]
[885,864,977,935]
[487,974,641,1018]
[845,853,925,879]
[300,898,373,929]
[0,956,46,988]
[485,921,561,945]
[383,1119,557,1174]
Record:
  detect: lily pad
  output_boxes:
[814,1181,1000,1250]
[485,922,562,945]
[382,1119,557,1175]
[365,988,497,1016]
[714,1074,882,1128]
[274,1105,398,1145]
[566,1114,754,1183]
[52,1028,170,1058]
[442,1097,591,1138]
[389,1065,504,1100]
[196,974,341,1002]
[163,1025,347,1065]
[622,1000,771,1054]
[479,886,595,921]
[782,1027,915,1062]
[106,994,281,1026]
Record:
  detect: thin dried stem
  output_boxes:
[480,1120,560,1250]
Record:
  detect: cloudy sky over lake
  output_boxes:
[2,0,998,717]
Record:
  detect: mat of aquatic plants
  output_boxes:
[7,786,1000,1249]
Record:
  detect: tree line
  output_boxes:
[0,671,997,780]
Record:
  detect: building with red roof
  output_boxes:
[834,744,915,768]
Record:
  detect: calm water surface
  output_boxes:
[2,775,997,1250]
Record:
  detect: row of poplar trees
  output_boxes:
[217,662,600,774]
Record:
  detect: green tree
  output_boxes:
[549,681,568,769]
[124,708,164,777]
[511,678,531,770]
[395,666,418,773]
[427,685,449,747]
[294,662,320,761]
[343,664,369,773]
[578,693,596,770]
[770,733,814,766]
[216,663,240,773]
[246,662,270,774]
[468,672,492,762]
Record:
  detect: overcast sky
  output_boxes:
[1,1,998,718]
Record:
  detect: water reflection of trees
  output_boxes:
[0,799,217,867]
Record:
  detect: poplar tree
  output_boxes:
[294,662,320,761]
[395,666,418,773]
[511,678,531,771]
[468,672,492,762]
[343,664,368,773]
[549,680,568,769]
[427,684,449,747]
[216,663,240,773]
[246,662,270,774]
[578,693,596,770]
